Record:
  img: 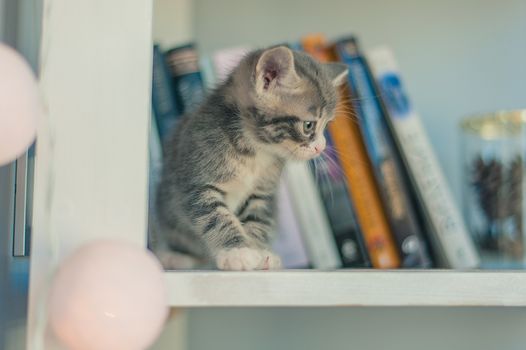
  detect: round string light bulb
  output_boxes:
[0,43,39,165]
[48,240,169,350]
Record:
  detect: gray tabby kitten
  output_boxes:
[152,46,348,271]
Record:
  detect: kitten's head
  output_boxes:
[239,46,348,160]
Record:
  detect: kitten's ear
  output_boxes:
[255,46,300,92]
[324,62,348,87]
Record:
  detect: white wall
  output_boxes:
[188,307,526,350]
[181,1,526,350]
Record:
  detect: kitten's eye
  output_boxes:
[303,121,316,134]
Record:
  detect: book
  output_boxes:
[165,43,205,114]
[312,133,372,267]
[335,37,432,268]
[367,47,480,268]
[284,162,341,269]
[301,34,399,268]
[301,33,332,62]
[272,178,311,268]
[326,85,400,268]
[301,34,371,267]
[152,44,183,140]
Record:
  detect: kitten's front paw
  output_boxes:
[215,248,282,271]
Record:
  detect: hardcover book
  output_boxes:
[165,43,205,114]
[302,34,400,268]
[312,133,371,267]
[335,37,432,267]
[152,44,183,140]
[327,83,401,269]
[273,179,311,268]
[302,34,371,267]
[367,47,480,268]
[284,162,341,269]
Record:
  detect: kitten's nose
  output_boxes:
[314,145,323,153]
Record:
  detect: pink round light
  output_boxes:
[0,43,40,165]
[48,240,169,350]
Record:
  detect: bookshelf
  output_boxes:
[28,7,526,348]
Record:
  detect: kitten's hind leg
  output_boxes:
[156,250,202,270]
[148,216,205,270]
[216,247,281,270]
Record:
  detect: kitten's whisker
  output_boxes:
[322,140,372,170]
[340,93,383,104]
[334,110,361,122]
[319,153,335,206]
[322,150,346,178]
[333,114,362,127]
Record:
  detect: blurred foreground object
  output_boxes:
[47,240,169,350]
[0,43,39,165]
[461,110,526,268]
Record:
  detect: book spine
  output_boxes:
[367,47,480,268]
[335,37,432,267]
[151,45,183,140]
[301,34,371,267]
[327,84,400,268]
[273,178,311,269]
[302,34,399,268]
[165,44,205,114]
[284,162,341,269]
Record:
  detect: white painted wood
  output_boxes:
[27,0,153,348]
[165,270,526,307]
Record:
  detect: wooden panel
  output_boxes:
[27,0,153,347]
[165,270,526,307]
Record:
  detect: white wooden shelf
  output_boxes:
[164,270,526,307]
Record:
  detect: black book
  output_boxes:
[310,132,371,267]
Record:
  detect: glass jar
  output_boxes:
[461,110,526,268]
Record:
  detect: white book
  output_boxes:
[212,46,251,83]
[199,55,217,89]
[366,47,479,269]
[272,178,311,268]
[284,162,341,269]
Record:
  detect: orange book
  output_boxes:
[301,33,332,62]
[302,34,400,268]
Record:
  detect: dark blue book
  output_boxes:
[310,133,371,267]
[335,37,432,268]
[165,44,205,114]
[152,45,183,140]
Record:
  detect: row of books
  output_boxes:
[149,34,480,269]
